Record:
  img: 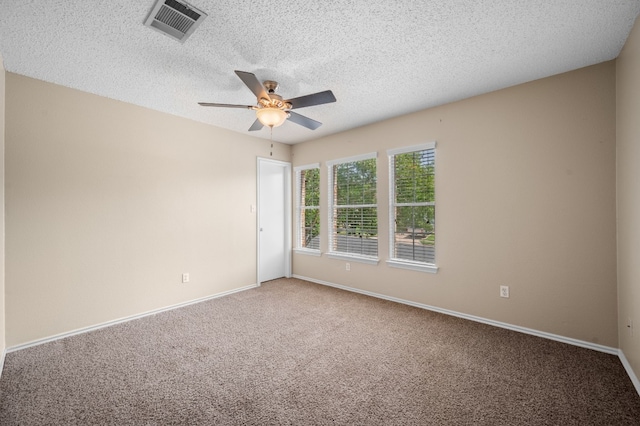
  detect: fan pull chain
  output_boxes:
[270,127,274,156]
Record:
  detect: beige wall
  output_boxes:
[617,17,640,380]
[0,57,622,352]
[0,55,5,359]
[5,73,290,347]
[292,61,618,347]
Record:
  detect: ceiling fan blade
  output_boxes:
[235,70,270,101]
[285,90,336,110]
[198,102,254,109]
[287,111,322,130]
[248,118,264,131]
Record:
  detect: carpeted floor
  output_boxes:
[1,277,639,425]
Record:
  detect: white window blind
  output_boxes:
[295,165,320,251]
[328,153,378,259]
[388,143,436,268]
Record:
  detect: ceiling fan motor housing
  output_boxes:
[263,80,279,94]
[259,90,291,110]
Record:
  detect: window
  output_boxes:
[388,142,437,273]
[327,153,378,264]
[294,164,321,254]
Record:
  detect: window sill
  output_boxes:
[386,259,438,274]
[327,252,380,265]
[293,248,322,257]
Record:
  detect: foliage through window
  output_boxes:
[389,143,436,267]
[295,165,320,251]
[328,153,378,259]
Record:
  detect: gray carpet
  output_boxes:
[1,277,639,425]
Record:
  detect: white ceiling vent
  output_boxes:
[144,0,207,43]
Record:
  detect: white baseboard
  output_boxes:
[619,349,640,396]
[0,347,6,379]
[7,276,638,398]
[293,274,618,355]
[294,275,640,397]
[7,283,259,353]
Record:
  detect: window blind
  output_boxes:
[390,146,435,264]
[329,156,378,258]
[295,166,320,250]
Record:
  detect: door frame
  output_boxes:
[256,157,292,286]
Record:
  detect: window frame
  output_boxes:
[387,142,438,273]
[326,152,379,265]
[294,163,321,256]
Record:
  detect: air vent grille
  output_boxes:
[156,4,195,34]
[164,0,201,20]
[144,0,207,43]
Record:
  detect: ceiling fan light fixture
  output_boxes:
[198,71,336,131]
[256,107,288,128]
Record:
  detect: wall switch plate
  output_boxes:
[346,263,350,271]
[500,285,510,298]
[182,273,190,283]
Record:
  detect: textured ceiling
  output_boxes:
[1,1,639,144]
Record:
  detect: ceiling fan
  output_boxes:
[199,70,336,131]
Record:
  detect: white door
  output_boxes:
[257,158,291,284]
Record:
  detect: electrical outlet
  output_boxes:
[182,273,190,283]
[346,263,350,271]
[500,285,509,298]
